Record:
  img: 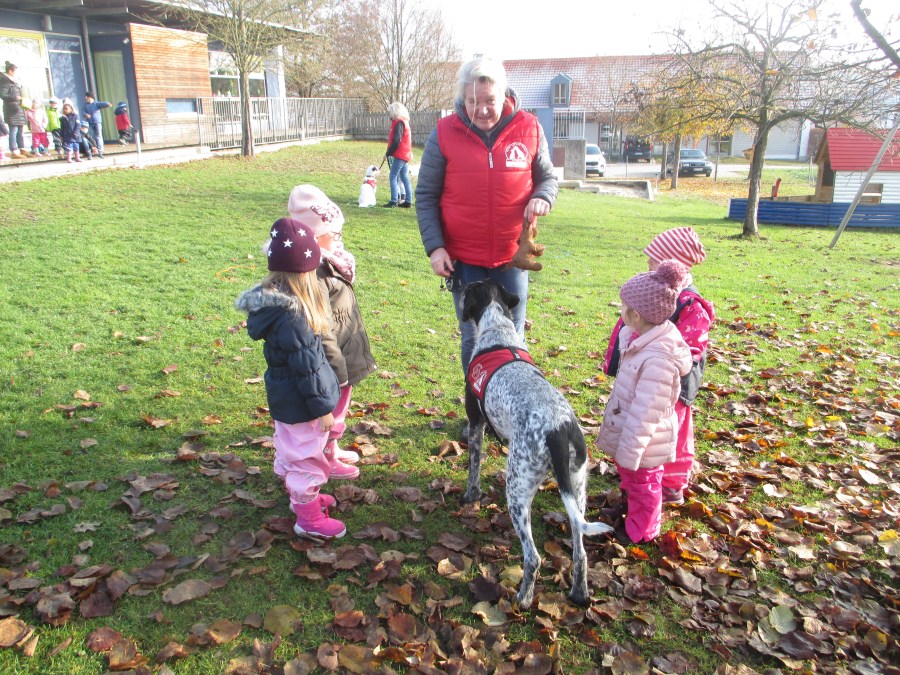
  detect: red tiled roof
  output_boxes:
[503,55,676,111]
[824,127,900,172]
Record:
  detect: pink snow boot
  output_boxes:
[293,500,346,539]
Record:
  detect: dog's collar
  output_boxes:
[467,347,536,401]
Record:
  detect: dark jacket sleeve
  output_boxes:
[530,124,558,207]
[415,128,447,256]
[386,120,404,157]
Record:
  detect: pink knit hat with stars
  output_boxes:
[266,218,321,273]
[287,184,345,236]
[644,227,706,267]
[620,259,688,325]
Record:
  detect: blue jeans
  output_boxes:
[8,125,24,152]
[90,121,104,153]
[388,157,412,204]
[447,261,529,374]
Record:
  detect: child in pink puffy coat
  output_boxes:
[603,227,715,507]
[597,260,693,544]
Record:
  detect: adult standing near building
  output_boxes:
[82,91,111,158]
[416,57,558,373]
[0,62,27,158]
[384,102,413,208]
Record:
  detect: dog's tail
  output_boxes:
[548,419,613,537]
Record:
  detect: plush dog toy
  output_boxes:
[358,165,380,207]
[507,219,546,271]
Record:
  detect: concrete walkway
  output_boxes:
[0,144,214,184]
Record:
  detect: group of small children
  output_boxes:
[236,187,713,545]
[597,227,715,545]
[236,186,376,539]
[1,93,134,163]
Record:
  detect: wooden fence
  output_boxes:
[728,198,900,228]
[352,111,445,147]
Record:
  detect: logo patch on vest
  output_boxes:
[504,142,530,169]
[470,362,488,395]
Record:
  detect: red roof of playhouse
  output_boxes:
[824,127,900,172]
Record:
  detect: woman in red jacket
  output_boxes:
[384,102,413,208]
[416,57,558,375]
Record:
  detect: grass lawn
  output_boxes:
[0,140,897,674]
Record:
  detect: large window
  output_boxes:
[0,30,51,103]
[209,51,266,97]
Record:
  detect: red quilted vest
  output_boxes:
[437,111,540,268]
[389,118,412,162]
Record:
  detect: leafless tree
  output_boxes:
[281,0,342,98]
[327,0,460,111]
[167,0,303,157]
[672,0,897,236]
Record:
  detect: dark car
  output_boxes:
[666,148,713,177]
[624,136,652,162]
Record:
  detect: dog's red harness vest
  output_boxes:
[467,347,536,401]
[364,178,377,189]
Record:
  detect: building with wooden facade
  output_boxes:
[0,0,296,147]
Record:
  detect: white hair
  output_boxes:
[455,58,508,104]
[387,102,409,120]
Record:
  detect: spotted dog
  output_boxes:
[461,280,612,607]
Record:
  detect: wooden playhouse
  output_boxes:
[728,127,900,228]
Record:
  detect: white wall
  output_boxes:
[730,120,806,160]
[833,171,900,204]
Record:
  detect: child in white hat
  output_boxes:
[288,185,377,481]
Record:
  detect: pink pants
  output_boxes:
[662,402,693,491]
[273,419,330,508]
[325,385,352,451]
[31,132,49,150]
[617,463,665,543]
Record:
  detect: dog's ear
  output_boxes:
[461,281,487,323]
[497,285,520,311]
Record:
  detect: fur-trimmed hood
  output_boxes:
[235,284,302,340]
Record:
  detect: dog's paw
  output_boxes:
[568,588,591,607]
[461,488,483,504]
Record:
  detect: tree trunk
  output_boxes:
[239,69,255,158]
[659,141,668,181]
[743,127,770,237]
[670,133,682,190]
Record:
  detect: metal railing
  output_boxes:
[197,97,366,150]
[552,109,586,140]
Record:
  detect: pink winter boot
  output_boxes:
[293,500,346,539]
[323,448,360,480]
[327,441,360,465]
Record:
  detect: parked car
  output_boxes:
[666,148,713,177]
[585,143,606,177]
[624,136,652,162]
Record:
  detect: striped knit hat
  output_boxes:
[644,227,706,267]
